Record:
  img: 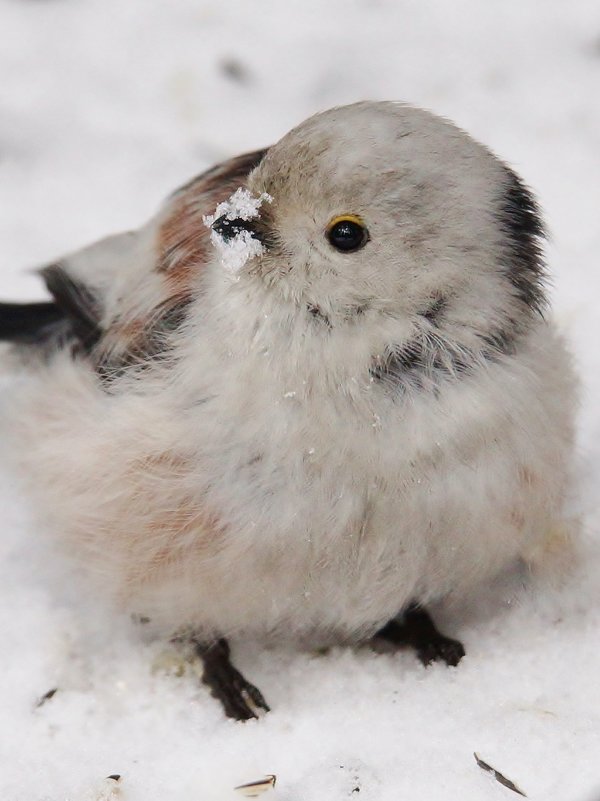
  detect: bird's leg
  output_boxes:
[194,637,270,721]
[374,602,465,667]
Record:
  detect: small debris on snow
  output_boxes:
[203,187,273,273]
[83,775,122,801]
[150,648,193,677]
[474,753,527,797]
[234,774,276,797]
[35,687,58,708]
[220,57,252,84]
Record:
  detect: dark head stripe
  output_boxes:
[499,168,547,315]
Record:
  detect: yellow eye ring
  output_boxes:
[327,214,365,229]
[326,215,369,253]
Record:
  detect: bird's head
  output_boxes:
[207,101,545,359]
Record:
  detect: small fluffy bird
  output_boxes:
[0,102,575,720]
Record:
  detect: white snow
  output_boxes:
[209,227,264,274]
[203,188,272,273]
[204,188,273,227]
[1,2,600,801]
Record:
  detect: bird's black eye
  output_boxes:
[326,215,369,253]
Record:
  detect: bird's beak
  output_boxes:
[211,215,264,244]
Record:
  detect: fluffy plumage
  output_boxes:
[1,102,576,716]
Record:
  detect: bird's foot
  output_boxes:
[374,603,465,667]
[194,637,270,721]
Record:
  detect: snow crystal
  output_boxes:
[203,188,273,273]
[203,187,273,227]
[208,227,264,274]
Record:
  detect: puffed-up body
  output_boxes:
[1,102,575,719]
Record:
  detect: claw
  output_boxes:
[415,634,466,667]
[374,603,466,668]
[195,638,270,721]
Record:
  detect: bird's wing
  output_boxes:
[0,148,268,374]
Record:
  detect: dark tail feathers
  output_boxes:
[0,264,102,351]
[0,301,67,344]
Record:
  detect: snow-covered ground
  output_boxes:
[1,2,599,799]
